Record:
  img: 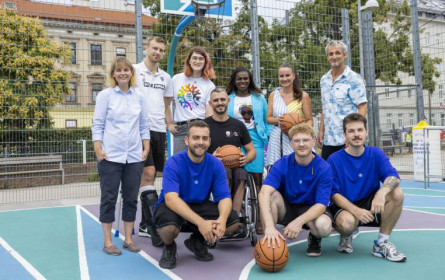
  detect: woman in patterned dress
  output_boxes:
[265,63,313,167]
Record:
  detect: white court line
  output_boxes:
[239,229,445,280]
[404,208,445,217]
[0,237,46,280]
[404,194,445,198]
[79,206,182,280]
[402,188,445,193]
[76,206,90,280]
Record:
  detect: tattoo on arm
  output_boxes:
[383,176,400,191]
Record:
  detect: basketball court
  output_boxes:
[1,180,444,280]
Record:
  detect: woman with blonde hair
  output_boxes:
[265,63,313,167]
[170,46,216,154]
[92,57,150,255]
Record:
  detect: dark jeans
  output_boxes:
[97,159,144,223]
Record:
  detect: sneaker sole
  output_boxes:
[138,232,150,237]
[306,252,322,257]
[338,248,353,254]
[372,251,407,262]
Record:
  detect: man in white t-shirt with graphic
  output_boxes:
[133,36,174,247]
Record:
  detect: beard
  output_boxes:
[188,144,207,158]
[213,105,227,115]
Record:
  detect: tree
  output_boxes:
[0,8,71,130]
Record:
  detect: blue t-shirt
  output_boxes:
[263,152,333,206]
[156,151,231,207]
[328,147,399,202]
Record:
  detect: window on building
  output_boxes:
[68,43,76,64]
[398,113,403,128]
[116,47,126,58]
[387,113,392,126]
[441,113,445,126]
[431,114,436,126]
[92,83,102,103]
[396,88,400,98]
[439,85,443,99]
[409,113,414,126]
[436,34,441,45]
[408,89,412,98]
[90,44,102,65]
[4,2,16,9]
[385,83,390,98]
[425,32,430,45]
[65,119,77,128]
[66,83,77,102]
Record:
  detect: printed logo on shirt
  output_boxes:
[178,84,201,110]
[224,130,239,138]
[239,104,254,123]
[141,74,166,90]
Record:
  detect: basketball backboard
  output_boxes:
[161,0,234,20]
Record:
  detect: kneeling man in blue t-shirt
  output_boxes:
[259,123,333,257]
[329,113,406,262]
[154,121,239,269]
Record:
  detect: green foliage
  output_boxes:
[0,9,71,130]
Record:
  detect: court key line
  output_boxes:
[78,205,182,280]
[0,237,45,280]
[76,205,91,280]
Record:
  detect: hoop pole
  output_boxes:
[166,15,196,158]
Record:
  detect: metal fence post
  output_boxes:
[362,11,379,146]
[410,0,425,122]
[135,0,143,63]
[341,8,351,68]
[250,0,261,87]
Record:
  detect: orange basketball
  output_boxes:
[219,145,241,169]
[280,112,305,134]
[254,237,289,272]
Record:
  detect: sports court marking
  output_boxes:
[76,206,90,280]
[0,237,45,280]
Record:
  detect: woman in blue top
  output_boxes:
[92,57,150,256]
[226,67,271,203]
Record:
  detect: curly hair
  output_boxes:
[226,67,261,95]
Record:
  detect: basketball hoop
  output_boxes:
[191,0,226,17]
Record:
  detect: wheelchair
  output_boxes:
[211,173,259,247]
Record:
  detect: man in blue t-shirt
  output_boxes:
[329,113,406,262]
[154,121,239,269]
[259,124,333,257]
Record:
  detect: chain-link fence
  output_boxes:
[1,0,443,204]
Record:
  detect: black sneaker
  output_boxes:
[159,242,177,269]
[139,223,163,247]
[184,234,214,262]
[306,233,322,257]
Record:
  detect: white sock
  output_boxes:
[377,233,389,245]
[139,185,155,194]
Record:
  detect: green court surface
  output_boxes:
[405,207,445,215]
[403,189,445,197]
[246,230,445,280]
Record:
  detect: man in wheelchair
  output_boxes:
[259,124,334,257]
[154,121,239,269]
[204,88,256,235]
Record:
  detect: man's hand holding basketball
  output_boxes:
[263,226,285,248]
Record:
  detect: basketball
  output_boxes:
[280,112,305,134]
[219,145,241,168]
[254,237,289,272]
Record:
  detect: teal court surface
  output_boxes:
[0,180,444,280]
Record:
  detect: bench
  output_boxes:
[0,155,65,185]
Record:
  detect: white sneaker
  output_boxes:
[338,235,353,254]
[352,228,360,239]
[372,240,407,262]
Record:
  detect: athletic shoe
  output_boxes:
[352,228,360,239]
[306,233,322,257]
[139,224,164,247]
[338,235,353,254]
[372,240,407,262]
[184,234,214,262]
[159,242,177,269]
[103,244,121,256]
[123,242,141,252]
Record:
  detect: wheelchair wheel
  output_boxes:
[246,174,258,229]
[250,231,257,246]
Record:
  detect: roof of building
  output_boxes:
[0,0,157,27]
[396,0,445,14]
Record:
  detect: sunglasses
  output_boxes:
[241,111,253,116]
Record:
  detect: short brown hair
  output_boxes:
[108,57,136,88]
[186,120,210,137]
[288,123,314,139]
[147,36,165,46]
[343,113,367,132]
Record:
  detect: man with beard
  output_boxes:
[259,123,333,257]
[204,88,256,220]
[328,113,406,262]
[154,121,239,269]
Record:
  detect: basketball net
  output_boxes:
[191,0,226,21]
